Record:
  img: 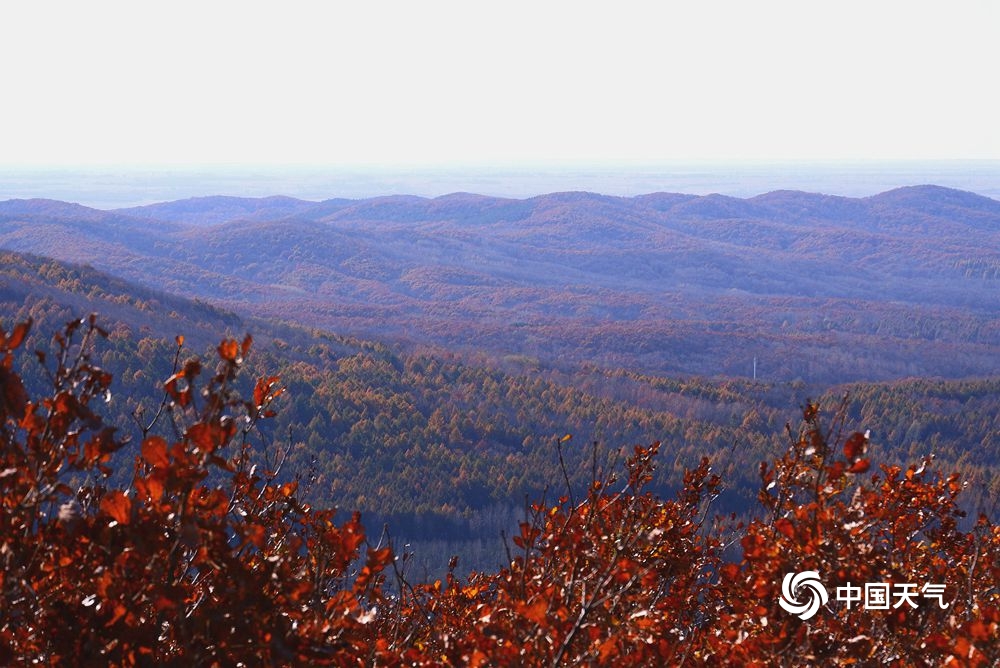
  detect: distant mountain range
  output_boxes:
[3,185,1000,383]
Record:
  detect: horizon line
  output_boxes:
[3,158,1000,172]
[3,184,999,214]
[3,161,1000,210]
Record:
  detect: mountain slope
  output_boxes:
[115,195,345,226]
[3,186,1000,382]
[3,249,999,572]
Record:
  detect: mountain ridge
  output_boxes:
[3,184,998,227]
[3,185,1000,383]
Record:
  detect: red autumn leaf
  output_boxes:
[598,637,618,662]
[775,517,796,539]
[186,420,234,454]
[969,620,992,642]
[467,650,489,668]
[241,333,253,357]
[341,512,367,554]
[253,376,282,408]
[354,565,378,592]
[187,422,217,453]
[253,378,268,408]
[844,431,867,461]
[154,595,177,613]
[101,490,132,525]
[193,488,229,518]
[287,579,312,603]
[519,598,549,626]
[5,319,32,351]
[218,338,239,362]
[54,391,82,418]
[142,435,170,468]
[848,458,871,474]
[164,372,191,407]
[953,637,972,660]
[245,523,267,548]
[83,427,121,464]
[135,472,165,505]
[106,603,128,627]
[368,546,392,567]
[0,367,28,420]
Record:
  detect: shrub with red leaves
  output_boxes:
[1,318,390,665]
[2,317,997,666]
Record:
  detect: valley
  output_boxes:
[3,218,999,573]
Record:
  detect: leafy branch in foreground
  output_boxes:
[1,317,389,666]
[1,316,997,666]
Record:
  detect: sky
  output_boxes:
[0,0,1000,172]
[0,1,998,169]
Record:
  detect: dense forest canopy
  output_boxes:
[3,250,998,557]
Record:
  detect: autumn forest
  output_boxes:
[1,186,999,665]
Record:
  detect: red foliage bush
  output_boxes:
[1,317,997,666]
[1,318,390,665]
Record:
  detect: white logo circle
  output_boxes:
[778,571,828,620]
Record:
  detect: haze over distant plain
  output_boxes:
[1,162,999,211]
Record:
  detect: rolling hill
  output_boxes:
[2,186,1000,384]
[3,248,1000,574]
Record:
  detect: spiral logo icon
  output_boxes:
[778,571,828,620]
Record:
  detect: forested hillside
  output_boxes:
[1,307,996,665]
[3,186,1000,383]
[3,250,998,573]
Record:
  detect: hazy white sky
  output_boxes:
[1,1,997,167]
